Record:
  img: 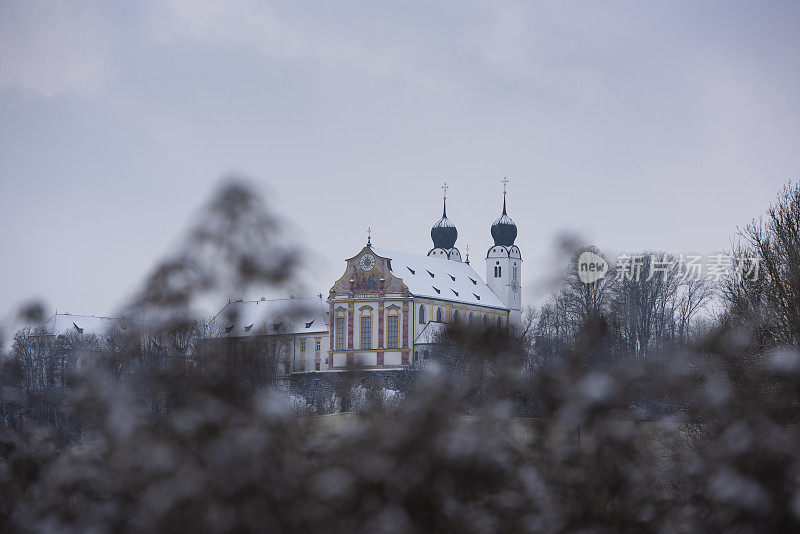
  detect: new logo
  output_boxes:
[577,251,608,284]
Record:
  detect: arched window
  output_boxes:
[452,310,459,324]
[498,266,502,277]
[336,316,346,350]
[436,308,443,322]
[387,314,399,349]
[360,314,372,349]
[419,305,425,324]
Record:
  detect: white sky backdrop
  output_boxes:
[1,0,798,319]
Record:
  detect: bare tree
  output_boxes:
[674,277,714,343]
[723,182,800,349]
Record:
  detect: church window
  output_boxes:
[315,339,321,351]
[387,315,399,348]
[336,318,345,350]
[360,316,372,349]
[301,340,306,352]
[436,308,443,322]
[419,305,425,324]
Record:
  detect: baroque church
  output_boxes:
[209,185,523,372]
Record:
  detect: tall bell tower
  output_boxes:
[486,179,522,326]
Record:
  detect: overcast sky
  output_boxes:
[1,0,798,320]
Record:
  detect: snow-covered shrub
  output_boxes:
[2,179,800,532]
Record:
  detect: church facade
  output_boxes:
[326,187,522,370]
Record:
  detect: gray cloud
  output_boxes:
[0,0,798,320]
[0,0,108,95]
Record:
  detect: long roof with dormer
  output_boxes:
[37,312,125,337]
[208,296,329,338]
[370,247,507,310]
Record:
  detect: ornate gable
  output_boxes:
[329,246,408,297]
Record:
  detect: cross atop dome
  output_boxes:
[428,183,461,261]
[491,177,517,246]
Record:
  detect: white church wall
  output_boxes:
[354,352,378,367]
[411,297,509,344]
[384,351,402,366]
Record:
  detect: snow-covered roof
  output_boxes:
[371,247,507,310]
[414,321,449,344]
[208,297,329,338]
[38,313,124,337]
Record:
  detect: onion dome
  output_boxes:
[491,193,517,246]
[431,198,458,249]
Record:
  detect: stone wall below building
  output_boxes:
[287,369,419,415]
